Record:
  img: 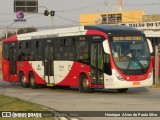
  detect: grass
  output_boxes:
[0,95,54,120]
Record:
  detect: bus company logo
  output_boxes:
[36,65,41,70]
[59,65,64,71]
[2,112,11,117]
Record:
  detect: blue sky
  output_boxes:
[0,0,160,36]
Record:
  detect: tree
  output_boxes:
[17,27,37,34]
[0,27,37,41]
[0,31,15,41]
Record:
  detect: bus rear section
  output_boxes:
[2,36,18,82]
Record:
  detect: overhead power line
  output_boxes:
[0,13,15,16]
[56,2,104,13]
[55,2,160,13]
[0,20,15,23]
[55,14,79,23]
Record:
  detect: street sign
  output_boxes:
[14,11,26,22]
[14,0,38,13]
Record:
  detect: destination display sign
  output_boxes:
[113,36,142,41]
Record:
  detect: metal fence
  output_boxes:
[154,45,160,85]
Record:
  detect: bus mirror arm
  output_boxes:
[103,40,110,54]
[147,39,153,53]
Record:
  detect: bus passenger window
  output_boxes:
[78,41,88,61]
[69,53,74,60]
[2,43,9,60]
[63,50,68,59]
[83,53,88,59]
[26,42,29,48]
[29,52,35,61]
[55,53,61,60]
[36,41,39,48]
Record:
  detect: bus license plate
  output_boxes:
[133,82,140,86]
[46,84,54,87]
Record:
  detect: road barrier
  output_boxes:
[154,45,160,85]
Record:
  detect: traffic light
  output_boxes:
[50,11,55,16]
[44,10,49,16]
[44,10,55,16]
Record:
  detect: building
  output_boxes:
[80,10,145,26]
[80,10,160,53]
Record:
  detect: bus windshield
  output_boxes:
[110,36,150,75]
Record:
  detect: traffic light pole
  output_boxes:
[5,6,55,38]
[15,6,55,29]
[38,6,55,29]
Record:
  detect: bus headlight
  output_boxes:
[147,69,153,79]
[113,69,124,81]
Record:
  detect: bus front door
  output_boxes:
[91,42,104,87]
[44,45,54,85]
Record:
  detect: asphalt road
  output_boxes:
[0,76,160,120]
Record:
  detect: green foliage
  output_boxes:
[0,31,15,41]
[0,95,54,120]
[0,27,37,41]
[17,27,37,34]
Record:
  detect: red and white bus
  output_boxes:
[2,25,153,92]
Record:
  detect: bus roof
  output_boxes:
[84,25,144,36]
[3,25,144,42]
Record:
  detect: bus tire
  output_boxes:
[79,74,93,93]
[117,88,128,93]
[19,72,29,88]
[29,73,38,89]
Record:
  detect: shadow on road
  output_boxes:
[0,77,150,94]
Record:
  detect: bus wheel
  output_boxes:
[29,73,38,89]
[117,88,128,93]
[19,72,29,88]
[79,74,93,93]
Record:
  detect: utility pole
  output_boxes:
[104,0,108,12]
[119,0,122,11]
[38,5,55,29]
[104,0,108,24]
[5,22,15,39]
[5,27,8,39]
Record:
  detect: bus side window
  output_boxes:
[77,40,89,62]
[29,52,35,61]
[2,43,9,60]
[104,53,112,75]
